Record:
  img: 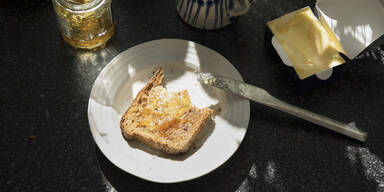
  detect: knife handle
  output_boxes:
[262,96,368,142]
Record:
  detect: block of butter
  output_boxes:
[267,7,347,79]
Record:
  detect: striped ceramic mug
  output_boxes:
[176,0,255,29]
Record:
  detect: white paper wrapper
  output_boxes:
[316,0,384,58]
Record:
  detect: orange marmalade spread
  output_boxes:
[138,86,192,131]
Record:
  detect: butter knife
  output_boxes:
[198,73,368,142]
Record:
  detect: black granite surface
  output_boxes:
[1,0,384,191]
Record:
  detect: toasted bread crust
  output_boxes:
[120,69,213,154]
[120,68,164,137]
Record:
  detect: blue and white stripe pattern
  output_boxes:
[176,0,254,30]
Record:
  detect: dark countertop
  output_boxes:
[2,0,384,191]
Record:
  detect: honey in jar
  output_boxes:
[52,0,115,49]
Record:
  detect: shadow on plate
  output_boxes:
[95,128,252,192]
[125,119,216,161]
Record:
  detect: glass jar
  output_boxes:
[52,0,115,49]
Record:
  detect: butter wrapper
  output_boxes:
[268,0,384,83]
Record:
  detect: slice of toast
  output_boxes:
[120,69,213,154]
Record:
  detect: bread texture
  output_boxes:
[120,69,213,154]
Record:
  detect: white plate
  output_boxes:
[88,39,250,183]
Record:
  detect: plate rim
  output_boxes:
[87,39,250,183]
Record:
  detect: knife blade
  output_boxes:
[198,72,368,142]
